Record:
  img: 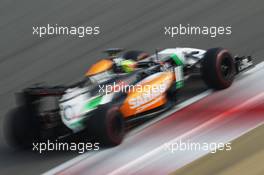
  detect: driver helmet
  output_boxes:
[120,59,137,73]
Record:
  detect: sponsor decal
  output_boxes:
[128,79,170,109]
[82,96,102,111]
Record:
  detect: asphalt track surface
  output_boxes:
[0,0,264,174]
[47,63,264,175]
[172,123,264,175]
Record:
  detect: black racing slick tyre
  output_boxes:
[202,48,236,90]
[90,104,125,146]
[123,50,149,61]
[167,84,178,104]
[4,106,40,149]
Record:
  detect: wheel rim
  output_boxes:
[220,57,233,80]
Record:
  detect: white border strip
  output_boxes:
[43,90,212,175]
[44,61,264,175]
[108,92,264,175]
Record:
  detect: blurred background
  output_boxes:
[0,0,264,174]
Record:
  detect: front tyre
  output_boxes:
[202,48,236,90]
[90,104,125,146]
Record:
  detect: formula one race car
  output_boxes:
[5,47,254,148]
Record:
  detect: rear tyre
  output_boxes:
[202,48,236,90]
[4,106,40,149]
[123,50,149,61]
[89,104,125,146]
[167,85,178,104]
